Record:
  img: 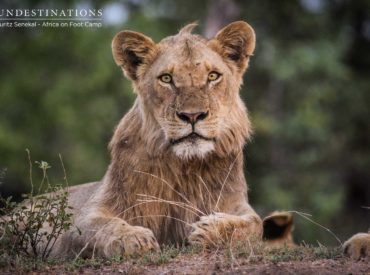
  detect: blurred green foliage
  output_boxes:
[0,0,369,244]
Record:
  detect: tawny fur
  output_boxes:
[262,211,295,248]
[343,232,370,260]
[51,21,263,258]
[27,21,369,261]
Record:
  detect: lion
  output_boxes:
[46,21,369,260]
[50,21,262,258]
[343,231,370,260]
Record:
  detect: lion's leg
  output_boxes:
[58,209,160,258]
[188,193,262,246]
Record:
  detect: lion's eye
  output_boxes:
[208,72,221,82]
[159,74,172,83]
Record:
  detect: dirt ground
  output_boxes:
[3,250,369,275]
[72,256,369,275]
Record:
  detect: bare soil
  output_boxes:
[2,249,369,275]
[78,256,369,275]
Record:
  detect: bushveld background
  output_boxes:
[0,0,369,247]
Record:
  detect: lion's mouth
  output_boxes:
[170,132,214,145]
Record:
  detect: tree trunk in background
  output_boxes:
[203,0,240,38]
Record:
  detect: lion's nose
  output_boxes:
[176,111,209,124]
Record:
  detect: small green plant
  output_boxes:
[0,150,75,262]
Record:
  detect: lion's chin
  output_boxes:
[172,139,215,160]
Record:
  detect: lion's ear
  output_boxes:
[208,21,255,74]
[112,30,157,81]
[263,211,295,247]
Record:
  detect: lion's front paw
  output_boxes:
[343,233,370,260]
[188,212,262,247]
[95,221,160,257]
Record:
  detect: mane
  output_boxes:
[102,24,253,244]
[178,22,198,35]
[109,96,251,162]
[160,22,206,46]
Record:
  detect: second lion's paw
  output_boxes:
[343,233,370,260]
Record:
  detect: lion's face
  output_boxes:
[112,22,256,159]
[141,38,236,159]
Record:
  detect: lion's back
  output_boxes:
[67,181,100,210]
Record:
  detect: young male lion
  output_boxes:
[51,21,370,260]
[52,21,262,258]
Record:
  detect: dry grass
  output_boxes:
[0,243,345,274]
[0,152,350,274]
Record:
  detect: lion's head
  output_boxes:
[112,21,255,160]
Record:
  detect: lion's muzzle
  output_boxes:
[176,111,209,125]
